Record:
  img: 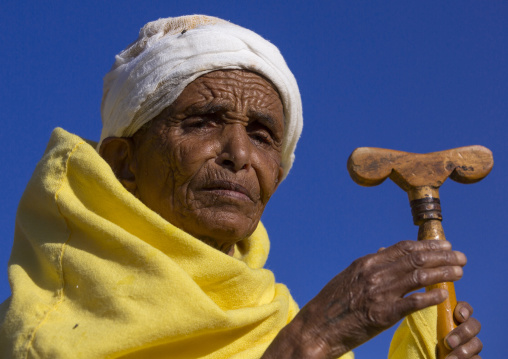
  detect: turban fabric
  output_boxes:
[100,15,303,179]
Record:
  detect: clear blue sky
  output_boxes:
[1,1,506,357]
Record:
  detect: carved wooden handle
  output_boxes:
[347,145,493,194]
[347,145,493,358]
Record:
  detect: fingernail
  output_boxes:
[459,307,469,320]
[446,334,460,349]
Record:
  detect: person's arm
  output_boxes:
[262,240,482,359]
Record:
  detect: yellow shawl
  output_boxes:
[0,128,434,358]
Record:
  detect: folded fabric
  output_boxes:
[0,128,352,358]
[390,305,438,359]
[0,127,435,358]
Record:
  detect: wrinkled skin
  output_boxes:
[100,70,482,358]
[263,240,482,359]
[100,70,284,254]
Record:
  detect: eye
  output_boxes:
[182,114,219,130]
[247,119,278,146]
[250,129,273,145]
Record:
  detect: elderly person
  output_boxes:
[0,15,481,358]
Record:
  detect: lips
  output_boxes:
[201,179,253,201]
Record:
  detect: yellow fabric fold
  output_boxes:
[389,306,438,359]
[0,127,435,358]
[0,128,303,358]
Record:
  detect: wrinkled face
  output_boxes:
[112,70,284,253]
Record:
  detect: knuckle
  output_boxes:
[396,240,415,253]
[409,251,426,267]
[362,255,377,269]
[444,266,456,279]
[412,269,428,285]
[426,240,448,251]
[443,250,455,263]
[353,254,375,270]
[405,293,425,309]
[426,240,440,250]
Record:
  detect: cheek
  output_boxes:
[136,151,177,210]
[253,150,283,203]
[178,140,216,168]
[169,139,218,201]
[172,138,218,185]
[136,136,192,205]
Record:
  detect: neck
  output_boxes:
[199,237,236,256]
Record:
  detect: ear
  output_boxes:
[274,165,284,191]
[99,137,138,194]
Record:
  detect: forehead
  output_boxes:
[193,69,279,92]
[171,70,284,117]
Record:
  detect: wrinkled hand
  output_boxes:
[263,240,470,359]
[444,302,482,358]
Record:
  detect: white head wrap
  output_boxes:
[100,15,303,179]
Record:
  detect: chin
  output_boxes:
[187,212,259,246]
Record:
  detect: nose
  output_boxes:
[216,124,251,172]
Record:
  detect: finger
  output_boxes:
[454,301,474,324]
[445,336,482,358]
[373,261,463,297]
[398,266,464,294]
[364,252,464,297]
[376,240,452,263]
[400,250,467,272]
[445,317,481,350]
[393,288,448,318]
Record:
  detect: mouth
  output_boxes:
[202,180,253,201]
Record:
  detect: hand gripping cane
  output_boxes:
[347,145,493,358]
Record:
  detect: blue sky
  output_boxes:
[1,1,506,357]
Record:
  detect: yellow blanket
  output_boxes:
[0,128,434,358]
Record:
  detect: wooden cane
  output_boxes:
[347,145,493,358]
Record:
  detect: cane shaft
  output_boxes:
[417,218,457,359]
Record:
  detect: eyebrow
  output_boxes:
[248,110,284,132]
[250,111,275,127]
[247,110,285,143]
[186,102,233,116]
